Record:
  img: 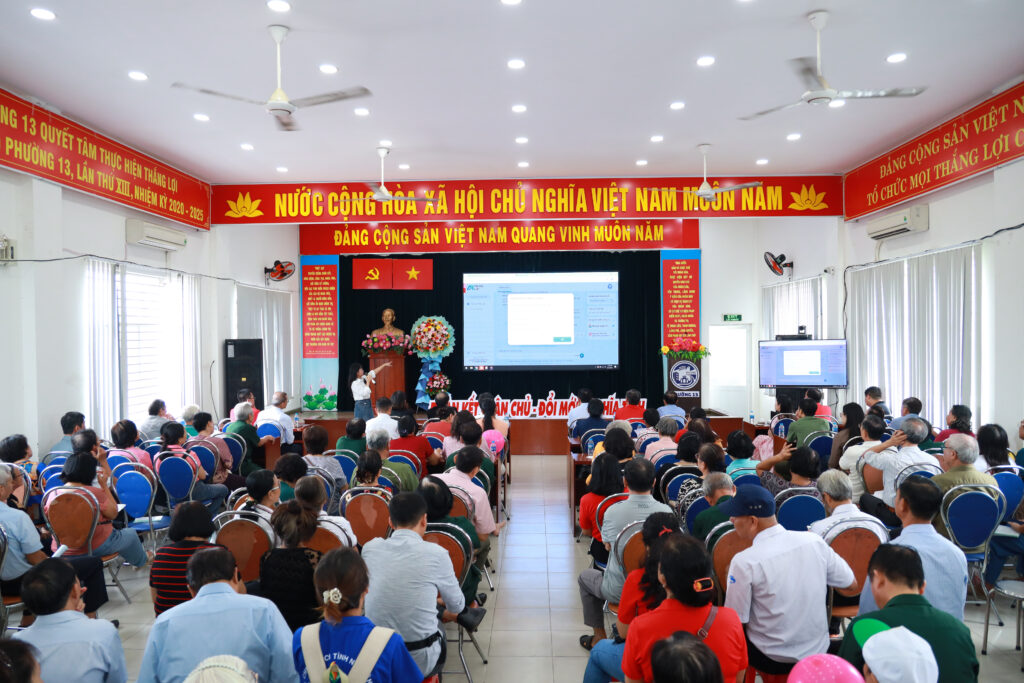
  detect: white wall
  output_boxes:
[0,168,300,455]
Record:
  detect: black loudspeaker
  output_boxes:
[224,339,264,416]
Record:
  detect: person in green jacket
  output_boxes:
[786,397,831,447]
[419,475,485,607]
[225,402,274,475]
[335,418,367,457]
[366,430,418,491]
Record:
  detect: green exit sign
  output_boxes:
[722,314,742,322]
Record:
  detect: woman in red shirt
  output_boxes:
[622,534,747,683]
[391,414,442,475]
[935,404,974,442]
[582,512,681,682]
[578,453,622,566]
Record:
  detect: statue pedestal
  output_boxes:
[369,351,406,407]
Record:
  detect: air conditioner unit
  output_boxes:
[864,205,929,241]
[125,219,188,251]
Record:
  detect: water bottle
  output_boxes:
[749,410,756,424]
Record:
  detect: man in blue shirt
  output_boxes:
[657,390,687,419]
[13,559,126,683]
[888,397,922,431]
[138,547,297,683]
[45,410,85,464]
[571,399,610,440]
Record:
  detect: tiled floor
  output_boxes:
[96,455,1022,681]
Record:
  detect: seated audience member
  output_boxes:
[786,397,831,447]
[293,547,422,682]
[109,419,152,469]
[392,414,441,474]
[634,408,661,445]
[829,403,865,470]
[649,631,726,683]
[682,417,718,446]
[860,626,939,683]
[389,390,415,423]
[0,640,43,683]
[858,418,938,527]
[47,411,85,463]
[365,397,400,440]
[335,417,367,455]
[615,389,646,421]
[13,558,126,683]
[657,390,686,419]
[0,434,32,465]
[935,404,973,441]
[436,447,504,571]
[675,443,729,505]
[419,475,483,607]
[443,421,495,488]
[929,433,997,538]
[579,453,624,566]
[302,424,348,494]
[182,405,201,437]
[192,412,246,490]
[724,430,758,478]
[757,444,821,500]
[427,389,450,419]
[0,438,32,507]
[674,432,702,466]
[644,418,679,460]
[622,534,747,683]
[691,472,736,544]
[975,423,1013,472]
[226,402,274,475]
[157,422,229,512]
[366,430,417,491]
[592,421,633,459]
[184,655,256,683]
[259,500,323,631]
[578,458,672,649]
[567,387,594,430]
[721,485,855,675]
[864,386,890,416]
[810,470,889,541]
[150,501,218,616]
[273,454,309,502]
[423,405,455,437]
[583,513,681,683]
[806,388,832,418]
[888,397,922,431]
[573,399,612,440]
[352,450,390,491]
[838,414,888,500]
[859,477,967,619]
[773,396,794,417]
[839,545,978,682]
[443,410,477,456]
[139,547,295,683]
[47,451,149,568]
[242,468,281,519]
[477,393,509,438]
[229,388,261,424]
[363,493,480,678]
[139,399,173,440]
[293,475,355,546]
[256,391,299,454]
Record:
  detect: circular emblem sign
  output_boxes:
[670,360,700,390]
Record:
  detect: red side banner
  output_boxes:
[213,176,842,225]
[0,88,211,229]
[393,259,433,290]
[845,81,1024,220]
[352,259,393,289]
[301,264,338,358]
[301,219,699,255]
[662,250,701,345]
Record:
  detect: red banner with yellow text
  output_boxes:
[213,175,842,225]
[301,264,338,358]
[845,81,1024,220]
[661,250,701,346]
[0,88,211,229]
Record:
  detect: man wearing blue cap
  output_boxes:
[721,485,856,676]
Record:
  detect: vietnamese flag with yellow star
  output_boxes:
[352,259,393,289]
[393,259,433,290]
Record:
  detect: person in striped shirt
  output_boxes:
[149,501,219,615]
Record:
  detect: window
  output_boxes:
[761,276,826,341]
[236,285,294,401]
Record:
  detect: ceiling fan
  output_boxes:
[368,147,437,203]
[740,10,926,120]
[675,144,762,200]
[172,25,370,131]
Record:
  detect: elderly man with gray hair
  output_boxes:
[691,472,736,544]
[643,417,679,460]
[930,432,998,539]
[858,417,941,528]
[256,391,300,453]
[366,429,418,491]
[809,470,888,542]
[225,402,276,475]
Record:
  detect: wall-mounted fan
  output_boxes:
[764,252,793,277]
[265,260,295,282]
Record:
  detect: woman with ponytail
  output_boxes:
[936,404,974,441]
[475,393,509,438]
[293,548,421,682]
[257,500,323,630]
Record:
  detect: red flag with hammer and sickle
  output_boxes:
[352,259,393,289]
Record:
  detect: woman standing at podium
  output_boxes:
[348,362,391,421]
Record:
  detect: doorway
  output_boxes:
[707,324,751,418]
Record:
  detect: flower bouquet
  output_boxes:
[659,337,710,363]
[425,372,451,397]
[360,332,414,356]
[410,316,456,358]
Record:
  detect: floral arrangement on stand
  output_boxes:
[425,372,451,397]
[411,315,456,410]
[302,379,337,411]
[360,332,414,356]
[659,337,710,363]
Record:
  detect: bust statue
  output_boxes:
[371,307,404,337]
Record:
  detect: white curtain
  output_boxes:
[180,273,202,406]
[761,276,825,341]
[236,285,295,401]
[846,245,980,425]
[86,258,121,437]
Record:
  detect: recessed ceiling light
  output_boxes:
[650,135,664,143]
[517,161,530,168]
[379,139,392,147]
[515,136,529,144]
[501,0,522,5]
[319,63,338,75]
[669,101,685,111]
[886,52,907,64]
[828,99,846,108]
[240,143,254,151]
[636,160,648,167]
[266,0,291,12]
[756,158,769,165]
[696,55,716,67]
[193,113,210,122]
[398,163,410,170]
[786,132,801,141]
[30,8,55,20]
[128,71,148,81]
[276,166,288,173]
[511,104,527,113]
[353,107,369,116]
[507,58,526,70]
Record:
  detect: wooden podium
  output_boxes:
[368,351,406,406]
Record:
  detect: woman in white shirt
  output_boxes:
[348,361,390,421]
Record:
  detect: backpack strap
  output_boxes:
[300,623,329,682]
[696,605,717,640]
[348,626,396,683]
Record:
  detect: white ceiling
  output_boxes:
[2,0,1023,184]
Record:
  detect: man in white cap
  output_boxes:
[862,626,939,683]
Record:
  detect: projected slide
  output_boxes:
[759,339,848,388]
[463,272,619,371]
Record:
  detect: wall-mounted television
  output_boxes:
[758,338,848,388]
